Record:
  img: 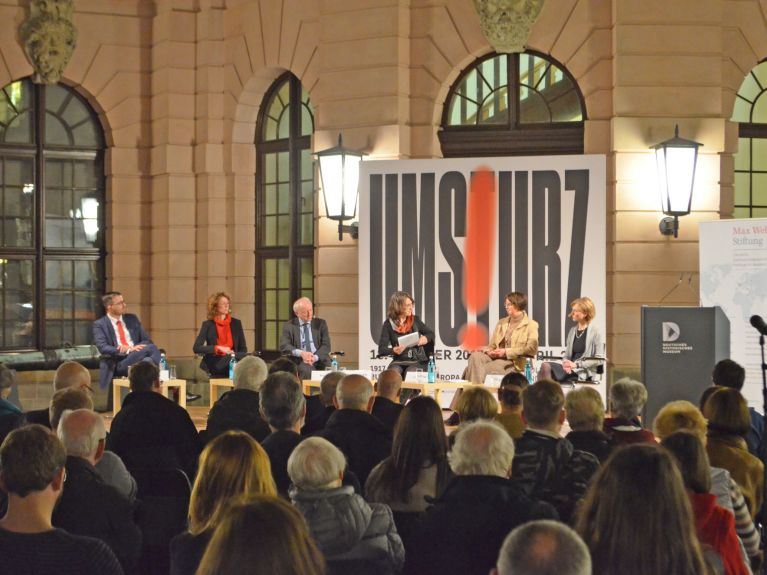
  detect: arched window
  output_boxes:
[255,73,314,353]
[439,51,585,157]
[0,78,104,350]
[732,60,767,218]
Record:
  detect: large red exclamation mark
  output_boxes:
[461,167,496,350]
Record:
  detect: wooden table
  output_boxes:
[112,378,187,414]
[209,378,234,406]
[302,379,481,405]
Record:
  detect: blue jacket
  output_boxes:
[93,314,153,390]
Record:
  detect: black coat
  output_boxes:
[371,397,404,435]
[565,429,614,464]
[170,531,211,575]
[206,389,270,443]
[261,429,303,497]
[192,318,248,376]
[52,456,141,573]
[405,475,558,575]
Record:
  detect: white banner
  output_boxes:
[358,155,606,381]
[700,218,767,410]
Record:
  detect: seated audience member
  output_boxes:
[454,385,498,424]
[603,377,655,444]
[654,400,760,562]
[406,420,557,575]
[712,359,763,457]
[494,520,591,575]
[53,409,141,573]
[302,370,343,435]
[366,396,451,512]
[564,386,613,463]
[259,372,306,497]
[662,431,750,575]
[0,425,123,574]
[25,360,92,427]
[170,431,276,575]
[575,444,715,575]
[494,372,527,439]
[316,374,392,486]
[512,379,599,522]
[372,369,405,434]
[288,437,404,574]
[206,355,270,443]
[49,389,137,503]
[703,387,764,519]
[269,356,300,377]
[0,364,23,444]
[106,362,201,478]
[196,495,325,575]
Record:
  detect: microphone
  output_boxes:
[750,315,767,336]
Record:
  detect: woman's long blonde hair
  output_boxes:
[188,431,276,534]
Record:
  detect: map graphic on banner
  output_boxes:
[357,155,606,384]
[700,218,767,410]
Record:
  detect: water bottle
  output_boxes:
[228,354,236,380]
[427,355,436,384]
[524,359,534,385]
[331,355,339,372]
[159,353,169,382]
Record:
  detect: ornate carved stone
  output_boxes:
[473,0,544,53]
[20,0,78,84]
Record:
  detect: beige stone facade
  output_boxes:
[1,0,764,379]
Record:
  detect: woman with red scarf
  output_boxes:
[377,291,435,376]
[193,292,248,376]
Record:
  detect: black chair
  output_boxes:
[392,510,425,557]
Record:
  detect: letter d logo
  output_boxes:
[662,322,680,342]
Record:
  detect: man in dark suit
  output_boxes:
[372,368,404,434]
[279,297,331,381]
[93,291,161,409]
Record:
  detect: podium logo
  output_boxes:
[662,322,680,342]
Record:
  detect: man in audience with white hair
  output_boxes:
[603,377,655,445]
[406,420,557,575]
[493,520,591,575]
[564,386,613,463]
[288,436,404,574]
[53,409,141,573]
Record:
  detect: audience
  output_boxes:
[603,377,655,444]
[366,396,451,512]
[454,386,498,424]
[170,431,276,575]
[372,369,405,434]
[0,425,123,574]
[712,359,763,457]
[511,379,599,522]
[196,495,325,575]
[0,364,23,444]
[316,374,392,486]
[493,372,527,439]
[575,443,715,575]
[53,409,141,572]
[661,431,750,575]
[25,360,93,427]
[564,386,613,463]
[269,357,300,377]
[406,420,557,575]
[493,519,591,575]
[703,387,764,519]
[288,437,404,574]
[259,372,306,497]
[206,355,270,443]
[302,371,343,435]
[106,362,201,478]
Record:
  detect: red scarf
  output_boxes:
[214,314,233,355]
[394,314,415,334]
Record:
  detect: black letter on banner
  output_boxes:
[438,172,467,346]
[564,169,589,333]
[402,173,435,329]
[369,174,384,340]
[498,171,513,318]
[532,171,562,347]
[385,173,400,306]
[514,171,528,300]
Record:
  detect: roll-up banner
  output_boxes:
[358,155,607,382]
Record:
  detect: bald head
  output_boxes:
[376,369,402,401]
[334,375,374,411]
[53,361,91,392]
[57,409,106,464]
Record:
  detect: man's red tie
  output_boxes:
[116,320,129,347]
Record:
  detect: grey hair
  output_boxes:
[0,364,15,390]
[448,419,514,478]
[497,520,591,575]
[57,409,106,458]
[336,376,373,409]
[319,371,345,404]
[233,356,268,392]
[610,378,648,419]
[287,437,346,491]
[259,372,306,430]
[292,297,312,313]
[565,386,605,432]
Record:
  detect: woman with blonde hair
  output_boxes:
[170,431,276,575]
[377,291,435,376]
[196,495,325,575]
[193,291,249,377]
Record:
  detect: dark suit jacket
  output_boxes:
[261,429,303,498]
[93,313,153,390]
[279,317,331,363]
[192,318,248,374]
[371,397,404,435]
